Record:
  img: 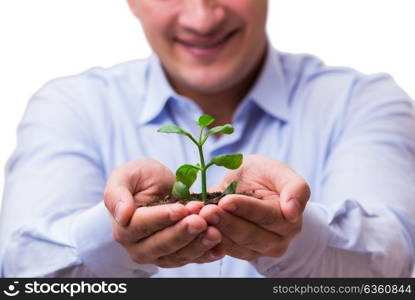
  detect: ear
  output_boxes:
[126,0,139,18]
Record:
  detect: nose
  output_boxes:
[178,0,226,35]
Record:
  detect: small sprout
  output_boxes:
[195,114,215,128]
[158,114,243,201]
[175,164,199,188]
[172,181,192,200]
[211,154,243,170]
[157,124,190,136]
[223,181,238,195]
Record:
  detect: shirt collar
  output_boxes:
[246,43,289,123]
[138,54,177,125]
[138,43,289,125]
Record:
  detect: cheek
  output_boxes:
[236,4,268,63]
[141,20,176,58]
[138,6,177,47]
[230,0,267,33]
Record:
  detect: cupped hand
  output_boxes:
[104,158,225,268]
[200,154,311,261]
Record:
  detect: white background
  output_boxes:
[0,0,414,210]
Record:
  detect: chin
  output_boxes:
[182,70,238,93]
[186,79,232,95]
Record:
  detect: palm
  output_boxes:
[217,155,292,202]
[123,158,176,205]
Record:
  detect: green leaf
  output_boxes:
[176,164,199,188]
[172,181,192,200]
[211,154,243,170]
[206,124,234,137]
[223,181,238,195]
[157,124,190,136]
[195,114,215,128]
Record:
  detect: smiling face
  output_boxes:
[127,0,268,95]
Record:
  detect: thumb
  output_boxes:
[104,185,136,226]
[104,160,139,226]
[104,158,175,226]
[279,178,311,223]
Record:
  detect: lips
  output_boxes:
[175,29,238,58]
[177,30,237,48]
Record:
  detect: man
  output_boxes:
[1,0,414,277]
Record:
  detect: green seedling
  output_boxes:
[158,114,242,201]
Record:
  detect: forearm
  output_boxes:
[311,202,413,277]
[309,246,411,277]
[252,202,413,277]
[1,202,158,277]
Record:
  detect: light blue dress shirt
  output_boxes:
[1,45,415,277]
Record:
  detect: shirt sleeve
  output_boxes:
[252,74,415,277]
[0,80,158,277]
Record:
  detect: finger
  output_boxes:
[218,194,294,234]
[104,185,136,226]
[185,201,204,215]
[193,243,226,264]
[220,236,261,261]
[279,176,311,223]
[199,205,284,256]
[132,214,208,263]
[232,154,311,223]
[157,226,222,266]
[104,158,175,225]
[116,203,189,243]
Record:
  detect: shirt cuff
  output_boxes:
[70,201,158,277]
[252,202,329,277]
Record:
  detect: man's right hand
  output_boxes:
[104,158,225,268]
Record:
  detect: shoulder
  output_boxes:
[27,58,150,123]
[34,58,149,102]
[274,50,415,160]
[276,49,413,121]
[277,49,410,103]
[278,50,362,99]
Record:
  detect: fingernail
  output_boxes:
[207,214,220,225]
[114,201,124,224]
[169,204,184,221]
[202,235,219,247]
[287,197,300,222]
[223,203,236,212]
[202,237,215,247]
[210,251,221,259]
[187,224,202,235]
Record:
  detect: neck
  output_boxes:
[170,48,267,126]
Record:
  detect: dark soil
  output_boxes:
[138,191,255,207]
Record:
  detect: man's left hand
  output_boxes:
[198,154,311,261]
